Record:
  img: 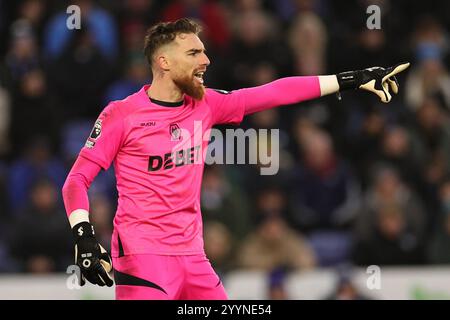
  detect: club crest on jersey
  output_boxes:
[170,123,181,141]
[85,119,102,148]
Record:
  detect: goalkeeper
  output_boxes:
[62,17,409,299]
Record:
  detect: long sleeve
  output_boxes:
[62,156,102,218]
[206,76,324,125]
[242,76,321,115]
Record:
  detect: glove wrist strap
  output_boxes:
[72,221,95,241]
[336,70,361,91]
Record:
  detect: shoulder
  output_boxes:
[203,88,234,105]
[100,101,122,120]
[102,87,145,118]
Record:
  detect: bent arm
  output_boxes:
[62,156,102,227]
[242,75,339,116]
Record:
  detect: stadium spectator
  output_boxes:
[226,9,292,88]
[428,177,450,264]
[236,186,316,271]
[9,68,59,157]
[89,193,114,252]
[103,53,150,104]
[16,0,47,44]
[354,166,427,265]
[3,19,40,85]
[236,213,316,270]
[410,97,450,228]
[162,0,231,52]
[8,137,66,213]
[201,165,251,240]
[203,221,234,276]
[405,17,450,111]
[46,26,114,121]
[377,126,427,189]
[0,85,10,156]
[43,0,118,61]
[9,179,72,273]
[288,12,327,75]
[288,128,361,231]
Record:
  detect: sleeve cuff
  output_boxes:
[68,209,90,228]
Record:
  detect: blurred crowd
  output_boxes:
[0,0,450,299]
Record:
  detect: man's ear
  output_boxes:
[156,54,170,71]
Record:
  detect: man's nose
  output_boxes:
[201,53,210,66]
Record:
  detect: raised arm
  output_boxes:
[242,76,326,116]
[241,62,410,116]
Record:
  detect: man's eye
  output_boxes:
[189,52,197,56]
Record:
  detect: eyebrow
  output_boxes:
[186,48,206,54]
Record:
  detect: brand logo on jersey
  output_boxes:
[148,145,201,171]
[170,123,181,141]
[141,121,156,127]
[85,119,102,148]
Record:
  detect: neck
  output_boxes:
[147,74,184,102]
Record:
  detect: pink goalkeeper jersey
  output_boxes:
[79,85,246,257]
[74,77,321,257]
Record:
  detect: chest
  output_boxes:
[122,105,213,157]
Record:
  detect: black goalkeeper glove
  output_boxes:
[72,221,114,287]
[337,62,410,103]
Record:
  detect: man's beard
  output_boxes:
[173,73,205,100]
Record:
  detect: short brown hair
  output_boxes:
[143,18,202,67]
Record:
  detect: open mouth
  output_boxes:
[194,71,205,84]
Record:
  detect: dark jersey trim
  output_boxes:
[114,269,167,294]
[117,233,124,257]
[211,89,231,95]
[149,97,184,107]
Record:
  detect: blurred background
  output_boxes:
[0,0,450,299]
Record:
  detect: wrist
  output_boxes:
[318,75,339,96]
[68,209,90,228]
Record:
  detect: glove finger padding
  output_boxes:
[387,76,399,94]
[98,245,114,287]
[381,63,409,101]
[359,64,408,103]
[382,62,410,83]
[99,245,112,272]
[84,265,106,286]
[93,261,113,287]
[359,79,390,103]
[98,265,114,287]
[382,81,392,103]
